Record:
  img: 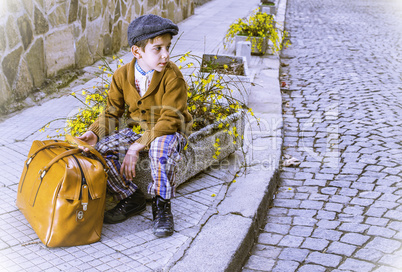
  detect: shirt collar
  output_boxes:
[135,60,154,76]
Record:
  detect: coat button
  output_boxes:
[141,110,146,114]
[138,101,142,105]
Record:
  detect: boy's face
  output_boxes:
[131,33,172,73]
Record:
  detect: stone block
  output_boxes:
[45,26,75,76]
[80,6,87,30]
[17,14,33,50]
[88,0,102,21]
[7,0,21,13]
[0,1,6,18]
[236,41,251,64]
[0,26,6,52]
[120,21,129,47]
[26,37,45,87]
[259,4,276,15]
[36,0,44,8]
[68,0,79,23]
[86,17,104,56]
[148,0,159,7]
[2,46,23,87]
[48,4,67,27]
[14,60,33,99]
[44,0,55,13]
[0,73,11,107]
[120,0,127,17]
[112,21,122,52]
[6,16,21,49]
[103,33,112,55]
[34,6,49,35]
[236,35,268,55]
[114,0,120,23]
[75,36,93,68]
[22,0,34,17]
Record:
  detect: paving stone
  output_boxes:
[340,233,370,246]
[338,258,376,272]
[378,252,402,270]
[365,237,401,254]
[312,228,342,241]
[300,200,324,210]
[316,210,336,220]
[297,264,326,272]
[300,238,329,251]
[243,255,276,271]
[364,207,387,217]
[305,252,342,268]
[343,205,365,216]
[372,266,402,272]
[339,188,359,197]
[367,226,396,238]
[251,244,283,259]
[258,233,284,246]
[278,235,304,248]
[264,223,291,235]
[325,202,343,212]
[330,195,351,204]
[289,226,313,237]
[326,241,356,256]
[316,220,341,230]
[292,217,317,227]
[272,260,299,272]
[287,209,318,218]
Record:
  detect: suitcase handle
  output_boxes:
[40,148,83,178]
[29,141,108,171]
[65,135,109,171]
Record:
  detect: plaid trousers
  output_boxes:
[95,128,186,200]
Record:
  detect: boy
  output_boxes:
[78,14,192,238]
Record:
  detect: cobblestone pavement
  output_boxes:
[243,0,402,271]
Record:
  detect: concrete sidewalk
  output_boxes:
[0,0,284,270]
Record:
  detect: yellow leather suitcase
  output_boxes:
[16,138,108,247]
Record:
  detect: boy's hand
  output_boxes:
[76,131,98,152]
[121,143,146,180]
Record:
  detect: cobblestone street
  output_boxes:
[244,0,402,271]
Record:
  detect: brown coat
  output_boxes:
[89,58,192,147]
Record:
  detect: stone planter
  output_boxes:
[135,111,246,199]
[199,54,251,105]
[235,35,269,55]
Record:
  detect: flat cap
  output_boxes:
[127,14,179,47]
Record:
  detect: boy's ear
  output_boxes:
[131,45,142,59]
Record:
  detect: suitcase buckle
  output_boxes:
[77,211,84,220]
[38,170,46,179]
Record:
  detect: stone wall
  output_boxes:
[0,0,194,111]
